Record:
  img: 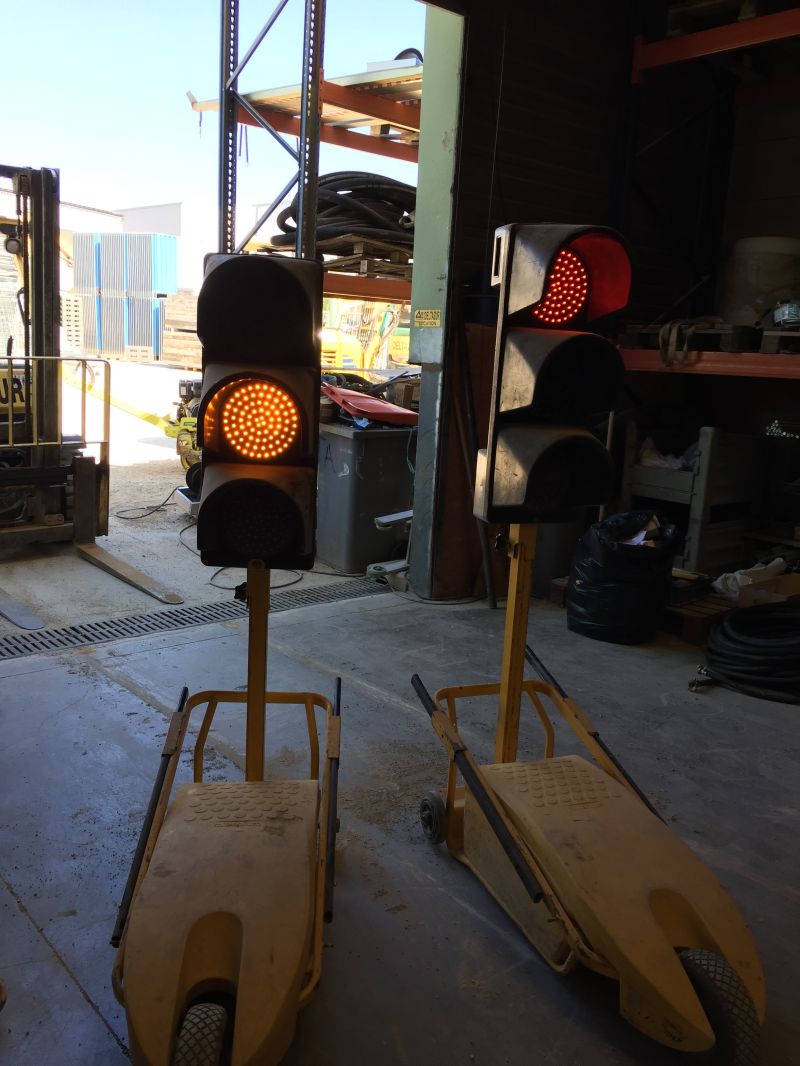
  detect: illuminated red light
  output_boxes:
[531,248,589,325]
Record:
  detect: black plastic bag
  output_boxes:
[566,511,679,644]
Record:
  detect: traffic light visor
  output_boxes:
[203,376,301,461]
[499,225,631,324]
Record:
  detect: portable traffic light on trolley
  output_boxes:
[474,224,632,524]
[196,253,323,569]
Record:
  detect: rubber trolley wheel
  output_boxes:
[173,1002,228,1066]
[419,790,447,845]
[678,949,760,1066]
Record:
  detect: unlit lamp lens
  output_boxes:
[219,380,299,459]
[531,249,589,325]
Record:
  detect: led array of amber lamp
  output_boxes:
[531,248,589,326]
[217,380,300,460]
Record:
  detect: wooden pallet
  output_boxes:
[620,323,800,357]
[662,593,732,644]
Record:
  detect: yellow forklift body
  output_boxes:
[124,779,319,1066]
[0,369,27,413]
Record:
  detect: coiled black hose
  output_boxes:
[705,602,800,704]
[269,171,416,257]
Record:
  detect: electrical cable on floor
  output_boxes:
[704,602,800,705]
[209,568,303,591]
[178,523,303,590]
[115,486,180,519]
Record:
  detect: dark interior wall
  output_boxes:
[624,63,737,324]
[452,0,635,291]
[722,41,800,245]
[430,0,636,597]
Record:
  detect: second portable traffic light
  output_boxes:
[474,224,631,524]
[196,253,322,569]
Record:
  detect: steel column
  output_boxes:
[219,0,239,253]
[296,0,326,258]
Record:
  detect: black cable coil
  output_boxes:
[269,171,416,257]
[705,602,800,704]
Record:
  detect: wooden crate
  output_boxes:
[662,593,732,644]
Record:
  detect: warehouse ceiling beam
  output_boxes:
[633,9,800,81]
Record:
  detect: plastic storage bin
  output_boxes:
[316,421,415,573]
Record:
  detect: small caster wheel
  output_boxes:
[419,790,447,845]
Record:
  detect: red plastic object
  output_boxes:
[321,383,418,426]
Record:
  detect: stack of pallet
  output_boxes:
[161,289,201,370]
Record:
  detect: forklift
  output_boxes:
[0,163,181,629]
[413,224,765,1065]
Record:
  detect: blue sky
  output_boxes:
[2,0,425,288]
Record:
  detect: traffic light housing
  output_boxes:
[474,224,631,524]
[196,253,322,569]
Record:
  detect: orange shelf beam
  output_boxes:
[320,80,421,132]
[633,9,800,81]
[621,348,800,380]
[238,104,419,163]
[323,272,412,303]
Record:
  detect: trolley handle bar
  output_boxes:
[524,645,664,823]
[110,686,189,947]
[411,674,543,905]
[324,677,342,922]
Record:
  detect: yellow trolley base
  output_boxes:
[463,753,765,1052]
[125,780,318,1066]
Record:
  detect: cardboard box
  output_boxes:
[738,573,800,607]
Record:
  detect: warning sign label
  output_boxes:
[413,308,441,328]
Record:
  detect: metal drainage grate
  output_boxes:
[0,577,385,661]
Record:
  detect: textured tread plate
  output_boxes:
[0,576,383,660]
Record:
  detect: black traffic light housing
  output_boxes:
[196,253,322,569]
[474,223,631,524]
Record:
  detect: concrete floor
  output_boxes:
[1,590,798,1065]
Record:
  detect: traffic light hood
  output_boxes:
[493,223,631,326]
[198,253,321,363]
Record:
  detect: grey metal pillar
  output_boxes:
[407,8,464,598]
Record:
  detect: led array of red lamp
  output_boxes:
[531,248,589,325]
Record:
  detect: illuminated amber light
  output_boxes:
[215,380,299,459]
[531,248,589,325]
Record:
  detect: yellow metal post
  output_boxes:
[495,523,537,763]
[245,560,270,781]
